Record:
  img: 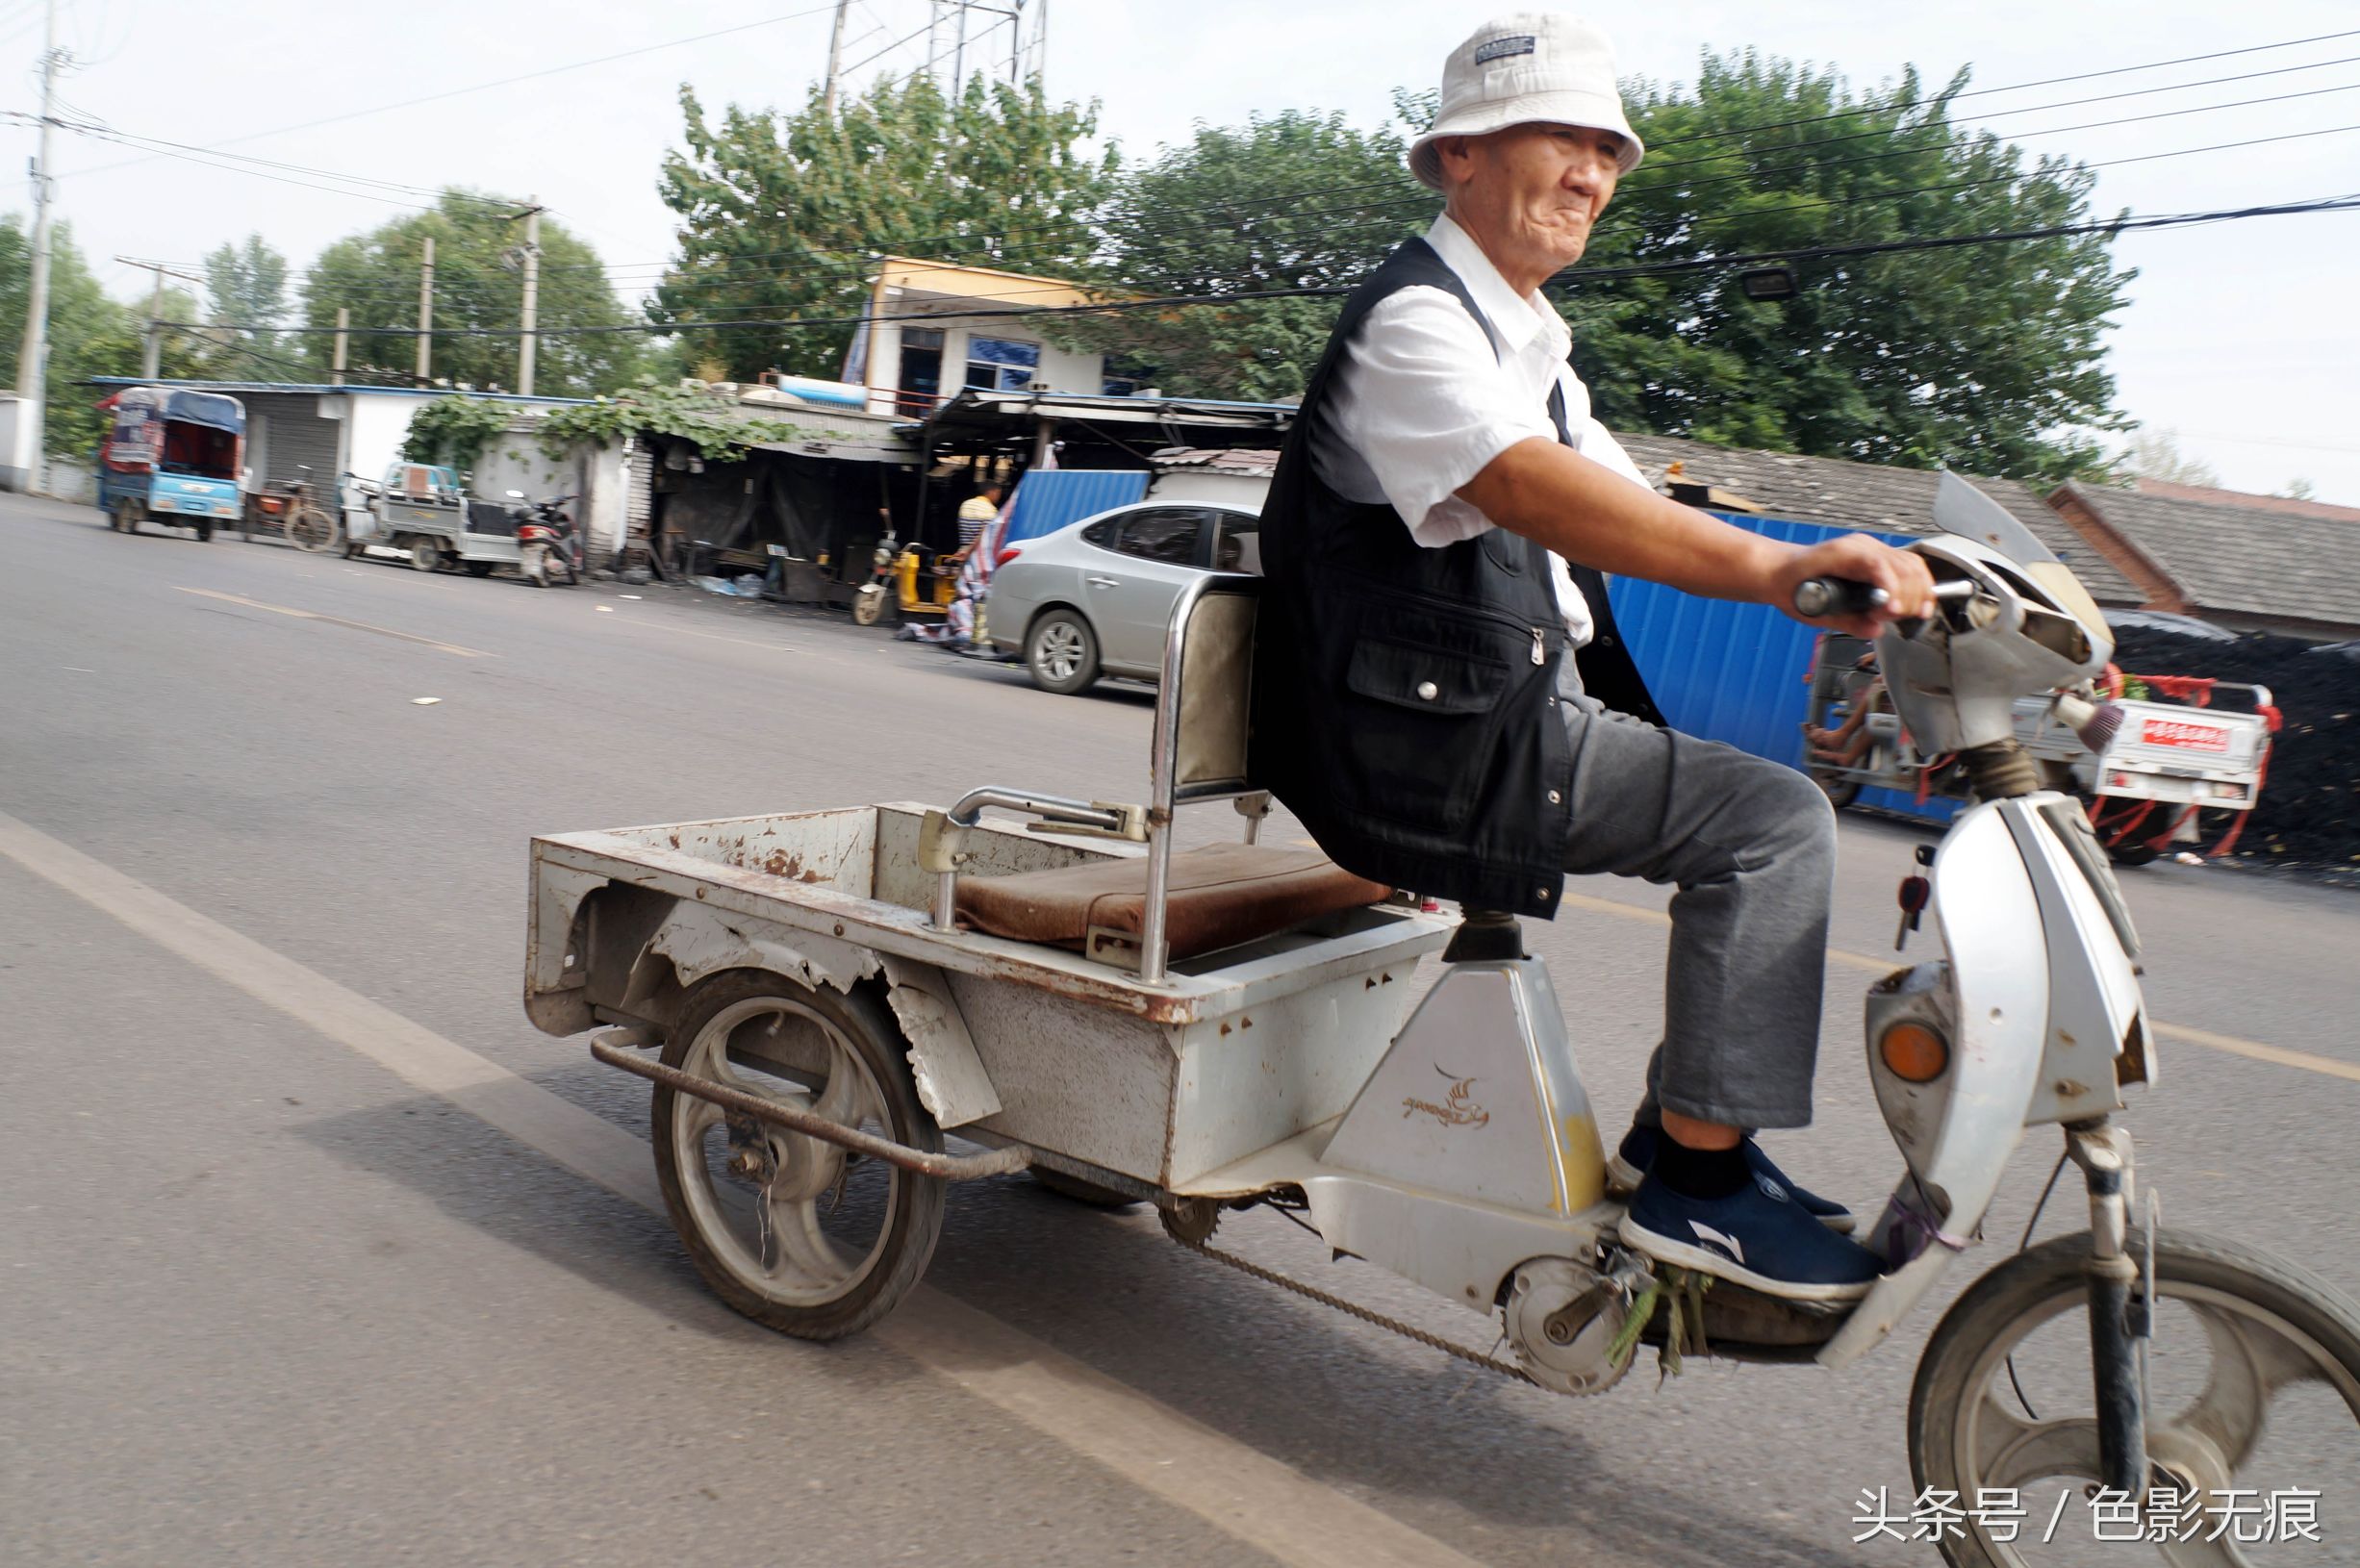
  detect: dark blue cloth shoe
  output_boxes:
[1619,1168,1885,1302]
[1609,1123,1857,1234]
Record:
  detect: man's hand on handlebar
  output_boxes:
[1769,534,1937,638]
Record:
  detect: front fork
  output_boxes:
[2067,1118,2149,1497]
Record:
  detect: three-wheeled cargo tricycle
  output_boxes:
[95,386,245,542]
[527,477,2360,1566]
[1804,630,2277,863]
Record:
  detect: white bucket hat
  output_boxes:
[1408,13,1644,190]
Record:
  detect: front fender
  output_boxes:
[1820,800,2047,1369]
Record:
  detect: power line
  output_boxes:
[179,190,2360,341]
[169,26,2355,309]
[1642,26,2360,153]
[62,3,844,180]
[521,104,2360,316]
[526,52,2360,302]
[1639,54,2360,176]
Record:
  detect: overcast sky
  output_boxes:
[8,0,2356,500]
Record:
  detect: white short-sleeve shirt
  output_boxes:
[1309,213,1654,648]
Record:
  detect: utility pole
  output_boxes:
[117,258,204,380]
[331,308,349,387]
[952,0,968,97]
[8,0,60,493]
[516,198,542,398]
[416,237,435,385]
[822,0,851,115]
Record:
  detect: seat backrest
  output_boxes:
[1152,574,1260,815]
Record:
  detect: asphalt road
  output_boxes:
[5,493,2356,1568]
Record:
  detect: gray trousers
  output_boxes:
[1555,665,1838,1130]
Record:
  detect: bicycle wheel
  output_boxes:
[289,502,338,553]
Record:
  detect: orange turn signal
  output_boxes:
[1879,1022,1950,1083]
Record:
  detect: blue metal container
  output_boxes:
[1607,513,1955,823]
[1000,469,1150,547]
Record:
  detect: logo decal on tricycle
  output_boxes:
[2141,717,2231,752]
[1402,1066,1490,1128]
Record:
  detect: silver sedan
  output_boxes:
[986,501,1261,695]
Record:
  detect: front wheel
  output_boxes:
[1026,608,1101,695]
[407,536,443,573]
[850,583,886,626]
[194,518,214,543]
[650,971,947,1341]
[1910,1229,2360,1566]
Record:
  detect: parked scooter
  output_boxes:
[512,491,579,589]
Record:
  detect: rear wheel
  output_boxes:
[650,971,947,1341]
[118,500,144,535]
[1810,769,1862,811]
[1910,1229,2360,1566]
[1027,608,1101,695]
[464,559,496,578]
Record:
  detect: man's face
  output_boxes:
[1440,123,1625,285]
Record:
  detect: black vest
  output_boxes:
[1253,238,1661,919]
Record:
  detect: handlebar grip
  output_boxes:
[1794,577,1889,620]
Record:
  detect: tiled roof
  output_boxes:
[1611,432,2144,604]
[2055,482,2360,633]
[2132,478,2360,523]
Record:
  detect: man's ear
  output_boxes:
[1433,134,1473,183]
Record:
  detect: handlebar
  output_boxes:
[1792,577,1889,620]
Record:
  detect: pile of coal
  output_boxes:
[2108,622,2360,872]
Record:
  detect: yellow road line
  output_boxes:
[175,587,494,658]
[1556,891,2355,1085]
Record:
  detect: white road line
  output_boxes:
[175,587,495,658]
[0,808,1485,1568]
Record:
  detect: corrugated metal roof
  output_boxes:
[1150,447,1281,475]
[86,375,588,406]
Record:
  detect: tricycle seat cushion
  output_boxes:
[953,844,1389,961]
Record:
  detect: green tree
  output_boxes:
[298,190,644,395]
[1071,58,2130,479]
[1567,52,2130,479]
[2119,427,2220,487]
[1048,108,1429,401]
[652,72,1116,381]
[0,216,140,456]
[201,234,292,363]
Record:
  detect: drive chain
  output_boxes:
[1176,1234,1537,1386]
